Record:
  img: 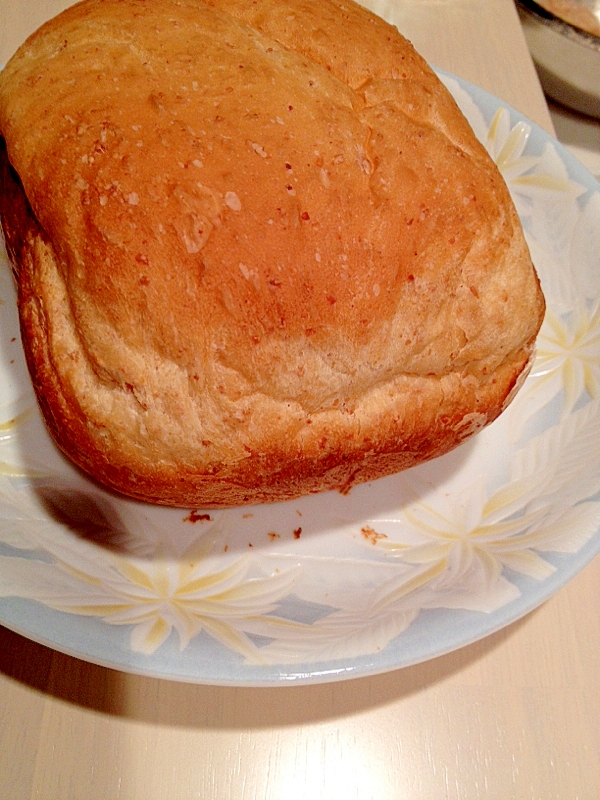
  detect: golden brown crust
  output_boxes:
[0,0,545,507]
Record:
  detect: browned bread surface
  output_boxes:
[0,0,545,506]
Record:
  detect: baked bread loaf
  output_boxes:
[0,0,545,507]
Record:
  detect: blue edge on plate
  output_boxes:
[0,69,599,686]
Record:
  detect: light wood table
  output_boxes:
[1,2,599,798]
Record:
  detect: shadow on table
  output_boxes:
[0,610,534,730]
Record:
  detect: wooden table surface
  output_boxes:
[1,2,599,798]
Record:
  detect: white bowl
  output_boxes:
[516,0,600,118]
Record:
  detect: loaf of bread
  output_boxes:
[0,0,545,507]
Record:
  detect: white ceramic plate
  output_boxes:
[1,72,599,686]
